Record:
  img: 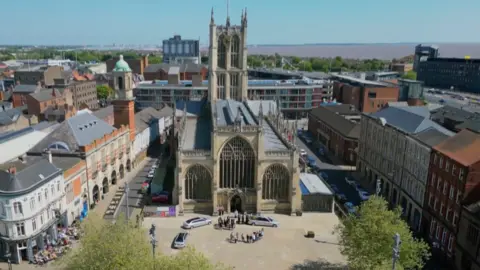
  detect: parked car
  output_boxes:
[330,184,339,193]
[173,232,188,249]
[151,191,169,203]
[299,149,307,156]
[182,217,212,229]
[354,183,364,191]
[307,156,316,167]
[336,193,347,202]
[147,172,155,178]
[319,172,329,180]
[344,202,356,214]
[151,164,158,169]
[248,216,279,227]
[359,191,370,201]
[345,176,356,186]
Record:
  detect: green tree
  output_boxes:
[59,214,230,270]
[148,56,163,64]
[96,85,113,100]
[402,70,417,80]
[334,196,430,270]
[298,61,313,72]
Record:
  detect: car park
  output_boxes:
[359,191,370,201]
[248,216,279,227]
[336,193,347,202]
[319,172,329,180]
[299,149,307,156]
[344,202,356,214]
[173,232,189,249]
[306,156,316,167]
[345,176,356,186]
[147,172,155,178]
[330,184,339,193]
[182,217,212,229]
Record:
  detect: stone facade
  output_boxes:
[174,10,301,216]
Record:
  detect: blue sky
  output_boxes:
[1,0,479,45]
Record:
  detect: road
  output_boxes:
[114,158,157,219]
[425,93,480,113]
[294,135,362,206]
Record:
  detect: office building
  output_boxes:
[162,35,200,64]
[413,44,439,71]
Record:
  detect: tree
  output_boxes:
[96,85,113,100]
[59,214,230,270]
[334,196,430,270]
[149,56,163,64]
[402,70,417,80]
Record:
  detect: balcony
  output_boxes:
[118,152,124,159]
[102,163,108,172]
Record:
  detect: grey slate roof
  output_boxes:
[135,105,172,133]
[309,105,360,139]
[413,128,452,147]
[0,159,61,194]
[13,85,40,93]
[92,105,113,120]
[29,89,62,102]
[182,117,212,150]
[369,106,454,136]
[176,100,207,116]
[215,99,256,126]
[246,100,277,116]
[30,112,116,152]
[0,108,22,126]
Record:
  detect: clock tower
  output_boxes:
[112,55,136,142]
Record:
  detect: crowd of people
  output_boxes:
[229,228,264,243]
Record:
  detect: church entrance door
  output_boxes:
[230,195,242,213]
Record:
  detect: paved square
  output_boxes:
[144,213,346,270]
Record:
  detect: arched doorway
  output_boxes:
[92,185,99,202]
[230,194,242,212]
[219,137,255,188]
[102,178,109,194]
[184,164,212,201]
[262,164,290,201]
[119,164,124,179]
[111,171,117,185]
[126,159,131,172]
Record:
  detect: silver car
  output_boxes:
[248,216,279,227]
[182,217,212,229]
[173,232,188,249]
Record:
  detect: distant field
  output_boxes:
[241,43,480,60]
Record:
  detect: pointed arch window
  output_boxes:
[219,137,255,188]
[230,35,241,68]
[262,164,290,201]
[217,35,227,68]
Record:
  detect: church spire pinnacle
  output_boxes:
[226,0,231,26]
[210,7,215,24]
[243,7,248,26]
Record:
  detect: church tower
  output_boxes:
[112,55,136,142]
[208,8,248,102]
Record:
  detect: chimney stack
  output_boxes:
[8,166,16,175]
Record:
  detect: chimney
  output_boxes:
[8,166,16,175]
[142,55,149,69]
[47,150,52,163]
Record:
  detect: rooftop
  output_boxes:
[215,99,257,126]
[136,79,327,89]
[309,105,360,139]
[13,84,40,93]
[92,106,114,120]
[433,129,480,167]
[369,106,454,136]
[413,128,452,147]
[144,63,205,73]
[299,173,333,195]
[29,112,116,153]
[134,105,173,134]
[0,158,61,194]
[0,107,22,126]
[29,88,62,102]
[331,74,392,87]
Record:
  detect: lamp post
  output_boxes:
[392,233,401,270]
[149,224,157,269]
[125,182,129,221]
[376,179,382,196]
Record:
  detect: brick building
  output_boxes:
[425,129,480,264]
[14,66,64,86]
[455,202,480,270]
[12,83,42,107]
[331,74,399,113]
[26,88,73,121]
[54,72,99,110]
[308,104,360,165]
[143,63,207,81]
[106,55,148,75]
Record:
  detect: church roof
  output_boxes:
[113,55,132,72]
[215,99,256,126]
